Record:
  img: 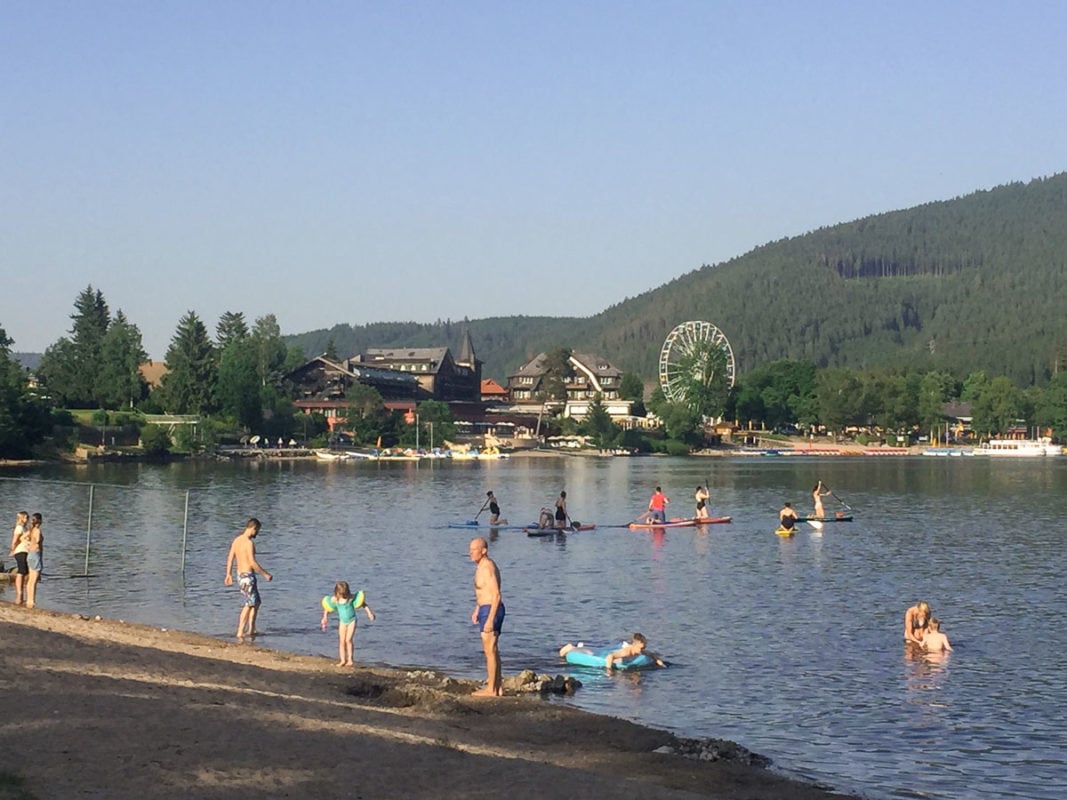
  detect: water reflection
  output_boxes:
[3,457,1067,800]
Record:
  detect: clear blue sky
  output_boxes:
[4,1,1066,359]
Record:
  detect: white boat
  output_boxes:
[973,437,1063,457]
[314,449,351,461]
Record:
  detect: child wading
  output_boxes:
[320,581,376,667]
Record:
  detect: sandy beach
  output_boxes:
[0,604,858,800]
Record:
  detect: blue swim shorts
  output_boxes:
[238,572,261,607]
[27,552,43,572]
[475,603,505,635]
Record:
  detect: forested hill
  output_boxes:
[287,172,1067,386]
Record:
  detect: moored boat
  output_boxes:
[973,437,1063,457]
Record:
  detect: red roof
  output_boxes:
[480,379,507,396]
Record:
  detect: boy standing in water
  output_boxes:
[922,618,953,653]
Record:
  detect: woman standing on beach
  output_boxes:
[25,513,43,608]
[8,511,30,605]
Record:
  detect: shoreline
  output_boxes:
[0,603,858,799]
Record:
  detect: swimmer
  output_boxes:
[560,632,666,669]
[922,617,952,653]
[904,600,931,646]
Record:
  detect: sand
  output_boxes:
[0,604,858,799]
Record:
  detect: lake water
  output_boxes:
[2,454,1065,800]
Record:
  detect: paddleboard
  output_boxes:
[775,526,796,537]
[629,516,731,529]
[525,523,596,536]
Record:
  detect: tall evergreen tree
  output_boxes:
[38,285,111,406]
[215,311,249,351]
[0,325,51,457]
[95,311,149,409]
[159,312,217,414]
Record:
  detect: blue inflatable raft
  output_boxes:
[563,646,656,671]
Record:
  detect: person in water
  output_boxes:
[224,518,273,640]
[779,502,798,531]
[694,485,710,519]
[485,491,507,525]
[559,632,666,669]
[922,617,952,653]
[320,580,376,667]
[812,480,831,518]
[904,600,931,645]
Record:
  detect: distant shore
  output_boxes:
[0,604,857,799]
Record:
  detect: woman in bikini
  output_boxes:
[904,600,931,646]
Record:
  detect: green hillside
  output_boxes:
[287,173,1067,386]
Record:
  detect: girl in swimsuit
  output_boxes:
[25,513,44,608]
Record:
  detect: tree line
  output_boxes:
[5,276,1067,459]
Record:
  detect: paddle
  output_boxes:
[830,490,852,511]
[469,496,491,525]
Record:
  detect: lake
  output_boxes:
[2,454,1065,800]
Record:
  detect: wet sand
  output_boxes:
[0,604,858,799]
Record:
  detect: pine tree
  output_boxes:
[215,311,249,351]
[38,285,111,406]
[95,311,148,409]
[159,312,217,414]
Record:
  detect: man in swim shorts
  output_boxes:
[224,518,273,640]
[469,537,504,696]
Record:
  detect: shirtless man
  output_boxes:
[224,518,272,640]
[469,537,504,697]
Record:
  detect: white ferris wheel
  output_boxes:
[658,320,736,405]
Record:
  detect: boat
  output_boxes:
[973,437,1063,457]
[628,516,731,530]
[795,514,853,523]
[563,646,656,671]
[314,449,350,461]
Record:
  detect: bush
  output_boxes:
[140,424,170,455]
[663,439,691,456]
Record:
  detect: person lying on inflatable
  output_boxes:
[559,632,667,669]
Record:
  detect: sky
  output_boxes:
[3,1,1067,359]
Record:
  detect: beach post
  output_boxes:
[180,490,190,575]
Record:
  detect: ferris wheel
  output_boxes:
[658,320,736,405]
